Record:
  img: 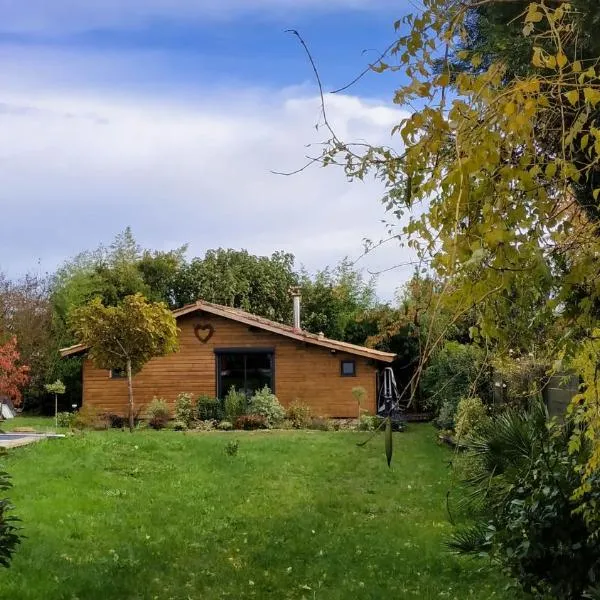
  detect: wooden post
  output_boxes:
[126,358,134,433]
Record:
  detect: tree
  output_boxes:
[320,0,600,500]
[172,249,298,321]
[0,337,29,416]
[70,294,178,432]
[299,258,377,342]
[0,271,56,412]
[44,380,66,428]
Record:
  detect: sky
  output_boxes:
[0,0,417,301]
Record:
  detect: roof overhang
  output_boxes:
[60,301,396,363]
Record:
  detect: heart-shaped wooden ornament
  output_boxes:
[194,323,214,344]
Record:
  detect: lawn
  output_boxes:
[0,421,517,599]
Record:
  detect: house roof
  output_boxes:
[60,299,396,363]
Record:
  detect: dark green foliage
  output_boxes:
[299,258,377,342]
[224,388,246,421]
[172,249,298,321]
[224,439,239,456]
[0,467,20,567]
[234,415,267,430]
[196,395,224,421]
[450,403,600,598]
[103,413,127,429]
[421,341,492,427]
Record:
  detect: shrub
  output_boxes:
[422,341,492,419]
[56,412,74,428]
[174,392,195,427]
[103,413,127,429]
[197,394,224,421]
[435,400,457,430]
[225,440,239,456]
[145,397,170,430]
[492,354,549,407]
[234,414,267,430]
[248,386,284,428]
[0,469,20,567]
[352,386,367,420]
[358,414,384,431]
[217,420,233,431]
[172,420,187,431]
[195,420,216,431]
[454,397,488,439]
[224,388,246,421]
[309,416,332,431]
[286,400,312,429]
[72,405,109,430]
[449,403,600,599]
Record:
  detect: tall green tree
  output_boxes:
[299,258,377,342]
[70,294,178,432]
[172,249,298,322]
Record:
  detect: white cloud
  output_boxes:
[0,58,414,300]
[0,0,400,33]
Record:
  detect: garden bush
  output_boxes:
[172,421,187,431]
[309,416,332,431]
[357,414,384,431]
[436,400,457,430]
[248,386,284,428]
[234,415,267,430]
[285,400,312,429]
[102,413,127,429]
[197,395,224,421]
[449,403,600,599]
[72,406,109,430]
[56,412,74,428]
[454,397,488,439]
[492,354,549,407]
[145,398,170,430]
[225,439,239,456]
[217,420,233,431]
[174,392,195,427]
[422,341,492,424]
[224,388,246,421]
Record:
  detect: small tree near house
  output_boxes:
[0,336,29,419]
[44,380,66,428]
[70,293,178,432]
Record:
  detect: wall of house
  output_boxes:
[82,312,379,418]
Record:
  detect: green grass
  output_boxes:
[0,420,517,599]
[1,416,67,433]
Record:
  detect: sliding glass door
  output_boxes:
[215,349,274,398]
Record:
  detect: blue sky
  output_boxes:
[0,1,416,300]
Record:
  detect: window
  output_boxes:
[110,368,126,379]
[215,349,274,398]
[341,359,356,377]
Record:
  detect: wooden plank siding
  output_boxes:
[82,313,379,418]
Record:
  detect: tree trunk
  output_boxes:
[54,393,58,428]
[126,358,134,433]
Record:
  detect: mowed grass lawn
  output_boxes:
[1,422,516,599]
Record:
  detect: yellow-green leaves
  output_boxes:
[564,89,579,105]
[583,87,600,107]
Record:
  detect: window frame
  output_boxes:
[340,359,357,377]
[214,347,275,398]
[109,368,127,379]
